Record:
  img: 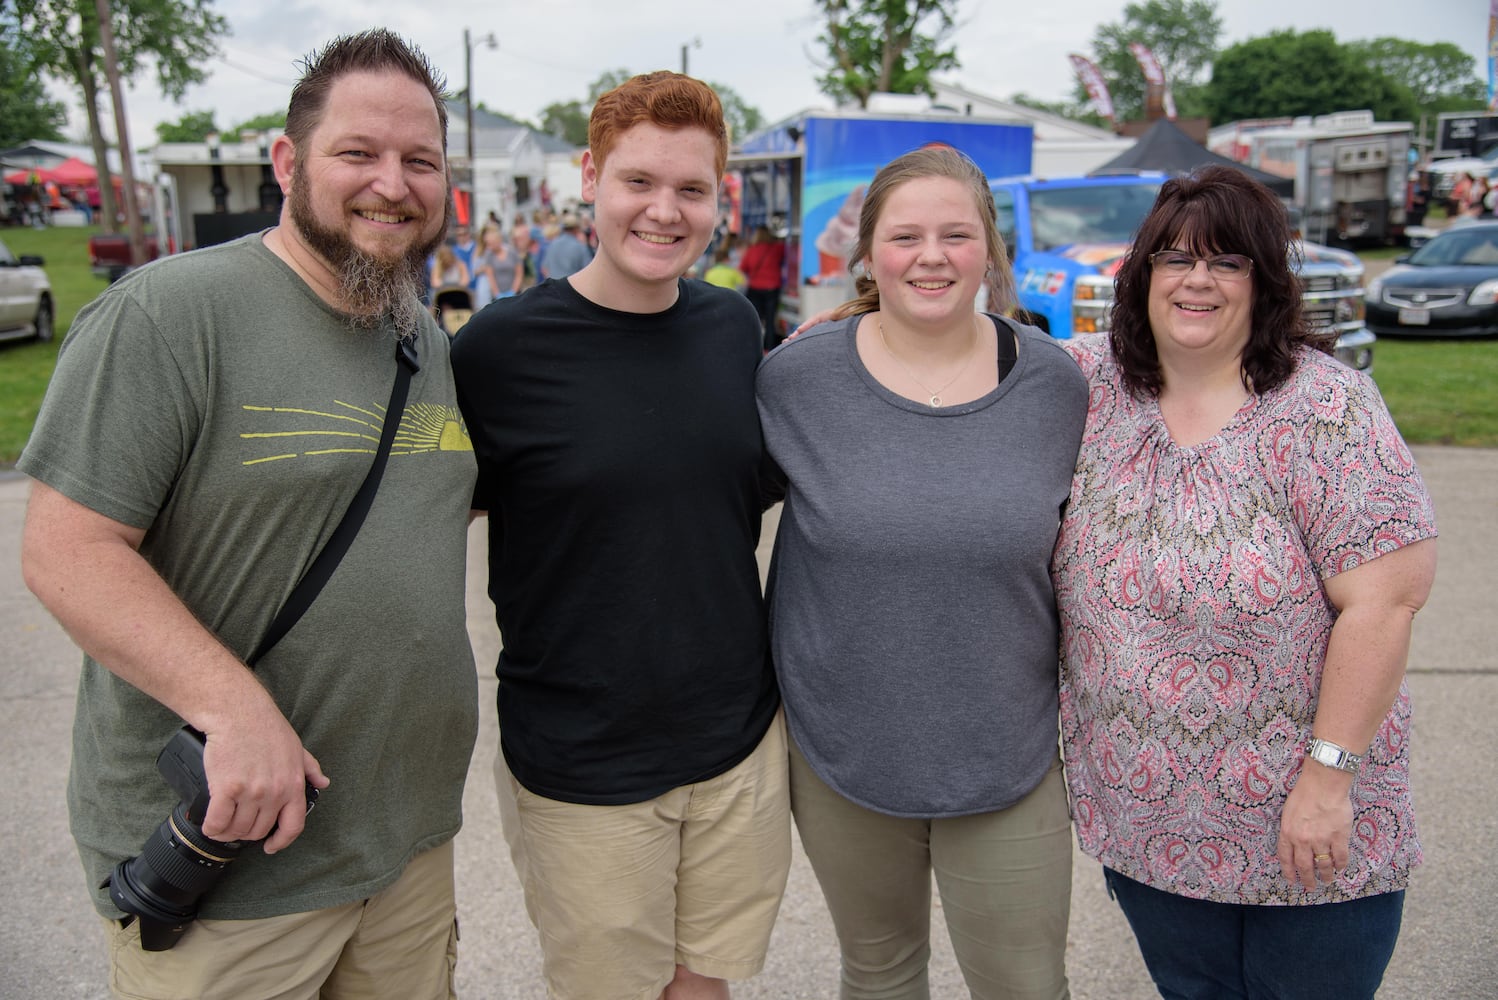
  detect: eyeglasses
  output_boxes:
[1148,251,1253,280]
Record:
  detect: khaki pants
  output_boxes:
[103,840,458,1000]
[496,711,791,1000]
[791,741,1073,1000]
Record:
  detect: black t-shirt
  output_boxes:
[451,277,778,804]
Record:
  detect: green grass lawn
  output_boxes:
[1,225,109,465]
[1371,337,1498,446]
[1,227,1496,466]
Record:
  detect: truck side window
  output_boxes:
[993,187,1017,260]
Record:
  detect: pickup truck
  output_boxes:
[991,173,1376,372]
[88,233,160,281]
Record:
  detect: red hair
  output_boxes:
[588,72,728,178]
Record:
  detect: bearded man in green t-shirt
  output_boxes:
[18,28,479,1000]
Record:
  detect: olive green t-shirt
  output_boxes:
[19,234,479,919]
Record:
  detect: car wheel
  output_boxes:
[34,298,54,342]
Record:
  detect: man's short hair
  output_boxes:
[284,29,449,151]
[587,72,728,179]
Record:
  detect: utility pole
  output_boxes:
[681,37,700,76]
[464,28,497,224]
[94,0,148,267]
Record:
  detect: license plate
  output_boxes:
[1398,307,1431,326]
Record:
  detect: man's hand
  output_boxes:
[200,698,330,853]
[22,480,331,854]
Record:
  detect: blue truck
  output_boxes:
[991,172,1375,371]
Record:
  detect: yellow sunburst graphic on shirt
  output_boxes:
[240,400,472,465]
[395,403,473,454]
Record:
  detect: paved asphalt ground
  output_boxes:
[2,443,1494,999]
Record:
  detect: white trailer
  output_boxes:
[1208,111,1414,245]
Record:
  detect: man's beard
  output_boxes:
[289,167,449,339]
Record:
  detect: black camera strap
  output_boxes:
[248,335,421,666]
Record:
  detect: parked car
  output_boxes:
[88,232,160,281]
[1366,220,1498,337]
[0,236,54,345]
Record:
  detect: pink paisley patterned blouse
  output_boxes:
[1054,336,1437,905]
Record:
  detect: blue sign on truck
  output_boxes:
[731,110,1034,329]
[730,117,1373,372]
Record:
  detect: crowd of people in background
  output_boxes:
[2,177,102,227]
[421,198,794,351]
[422,204,605,315]
[1446,169,1498,219]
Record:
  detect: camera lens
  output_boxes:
[107,802,242,950]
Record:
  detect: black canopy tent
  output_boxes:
[1090,119,1295,198]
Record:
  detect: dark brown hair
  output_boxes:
[284,29,448,150]
[1109,165,1332,397]
[831,144,1016,321]
[588,72,728,178]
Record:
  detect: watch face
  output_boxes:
[1310,739,1358,771]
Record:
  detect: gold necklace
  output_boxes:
[878,319,978,408]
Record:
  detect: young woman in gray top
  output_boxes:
[757,145,1087,999]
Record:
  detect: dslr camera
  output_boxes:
[105,726,319,951]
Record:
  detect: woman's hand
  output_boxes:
[1277,538,1436,890]
[1276,762,1354,889]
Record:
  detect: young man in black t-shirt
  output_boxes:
[451,72,787,1000]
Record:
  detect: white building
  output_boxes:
[928,82,1135,175]
[447,101,584,225]
[144,103,584,251]
[752,83,1134,176]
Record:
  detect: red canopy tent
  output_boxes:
[3,157,98,187]
[3,165,54,185]
[48,156,99,186]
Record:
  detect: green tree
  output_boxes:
[154,108,216,143]
[540,70,764,148]
[1205,30,1417,124]
[587,69,633,101]
[1082,0,1222,123]
[230,110,287,137]
[539,69,631,147]
[540,100,589,146]
[708,81,763,142]
[813,0,960,108]
[14,0,229,231]
[1345,38,1487,119]
[1007,92,1109,130]
[0,20,68,146]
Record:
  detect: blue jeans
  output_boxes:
[1103,868,1403,1000]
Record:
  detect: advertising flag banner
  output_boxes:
[1128,42,1177,120]
[1068,53,1115,122]
[1489,0,1497,109]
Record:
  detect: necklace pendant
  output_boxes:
[929,394,942,408]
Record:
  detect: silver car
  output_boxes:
[0,236,54,345]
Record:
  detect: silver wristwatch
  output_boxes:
[1307,737,1364,774]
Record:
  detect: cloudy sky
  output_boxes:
[70,0,1490,147]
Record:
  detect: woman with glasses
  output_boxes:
[1052,166,1438,999]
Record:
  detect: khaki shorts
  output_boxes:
[103,840,458,1000]
[496,710,791,1000]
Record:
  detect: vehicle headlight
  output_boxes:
[1469,279,1498,306]
[1073,275,1113,302]
[1336,296,1365,324]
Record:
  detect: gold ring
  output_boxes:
[1314,853,1332,862]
